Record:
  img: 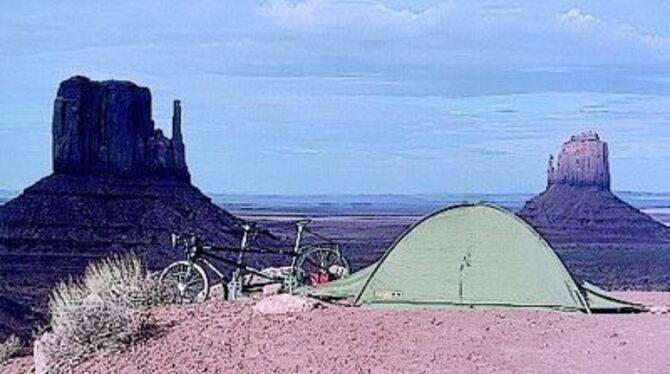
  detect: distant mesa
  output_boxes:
[519,131,670,287]
[0,76,276,340]
[546,131,610,190]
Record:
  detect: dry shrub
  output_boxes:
[0,335,21,364]
[83,252,162,307]
[46,252,160,362]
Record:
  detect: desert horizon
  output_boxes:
[4,1,670,373]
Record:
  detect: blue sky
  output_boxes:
[2,1,670,194]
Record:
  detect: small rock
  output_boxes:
[209,284,226,299]
[243,267,293,287]
[262,283,283,296]
[252,294,319,315]
[649,306,670,314]
[34,332,59,374]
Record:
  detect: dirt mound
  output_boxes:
[3,292,669,373]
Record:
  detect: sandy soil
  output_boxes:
[3,292,670,374]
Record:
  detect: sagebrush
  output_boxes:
[46,252,161,362]
[0,335,21,364]
[82,252,163,307]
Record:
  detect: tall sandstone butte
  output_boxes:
[547,131,610,190]
[52,76,189,180]
[519,131,670,288]
[0,76,276,340]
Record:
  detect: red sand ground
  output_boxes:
[2,292,670,373]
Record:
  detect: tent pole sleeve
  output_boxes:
[576,288,591,314]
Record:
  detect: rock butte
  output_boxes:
[52,76,189,182]
[0,76,277,340]
[519,131,670,286]
[547,131,610,190]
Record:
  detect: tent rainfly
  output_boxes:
[309,203,643,313]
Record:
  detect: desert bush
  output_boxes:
[0,335,21,364]
[82,252,163,307]
[46,252,159,362]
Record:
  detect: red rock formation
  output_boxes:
[52,76,189,181]
[547,131,610,190]
[0,76,277,340]
[519,131,670,288]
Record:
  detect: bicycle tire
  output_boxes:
[159,261,210,304]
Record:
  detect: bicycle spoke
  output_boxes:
[318,249,327,268]
[304,255,323,271]
[294,247,348,286]
[168,269,187,282]
[324,251,335,268]
[184,278,203,287]
[160,262,209,304]
[177,265,188,284]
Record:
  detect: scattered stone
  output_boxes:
[649,306,670,314]
[33,332,59,374]
[243,267,293,287]
[209,284,226,300]
[252,294,320,315]
[262,283,283,296]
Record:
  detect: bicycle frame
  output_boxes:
[162,219,349,302]
[177,219,340,286]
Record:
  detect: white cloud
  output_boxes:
[258,0,431,33]
[260,2,670,56]
[558,7,670,51]
[257,0,550,49]
[559,7,602,25]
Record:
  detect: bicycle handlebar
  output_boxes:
[170,232,198,253]
[240,222,257,232]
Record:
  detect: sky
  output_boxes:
[2,1,670,194]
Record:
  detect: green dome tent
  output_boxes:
[310,203,642,313]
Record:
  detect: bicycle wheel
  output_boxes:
[294,247,350,286]
[159,261,210,304]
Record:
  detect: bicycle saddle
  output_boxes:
[296,218,312,226]
[240,221,258,232]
